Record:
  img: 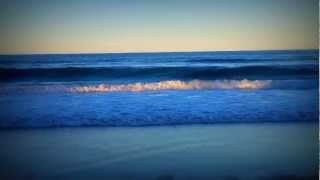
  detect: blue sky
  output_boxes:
[0,0,318,54]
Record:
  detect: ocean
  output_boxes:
[0,50,318,179]
[0,50,318,127]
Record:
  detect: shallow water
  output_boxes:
[0,89,317,128]
[0,123,317,180]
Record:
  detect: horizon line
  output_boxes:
[0,48,318,56]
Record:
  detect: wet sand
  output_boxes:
[0,122,317,180]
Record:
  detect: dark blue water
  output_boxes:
[0,50,318,128]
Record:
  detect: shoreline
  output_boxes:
[0,121,317,131]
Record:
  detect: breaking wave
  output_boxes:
[70,79,271,93]
[0,65,317,82]
[2,79,318,94]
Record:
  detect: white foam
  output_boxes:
[70,79,271,93]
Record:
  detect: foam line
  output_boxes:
[70,79,271,93]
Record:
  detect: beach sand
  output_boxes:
[0,122,317,180]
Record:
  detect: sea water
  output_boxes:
[0,50,318,179]
[0,50,318,127]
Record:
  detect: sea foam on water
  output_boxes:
[70,79,271,93]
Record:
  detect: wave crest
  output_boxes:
[70,79,271,93]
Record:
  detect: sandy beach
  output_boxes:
[0,122,317,180]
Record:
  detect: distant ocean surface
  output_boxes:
[0,50,318,128]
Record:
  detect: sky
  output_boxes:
[0,0,318,54]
